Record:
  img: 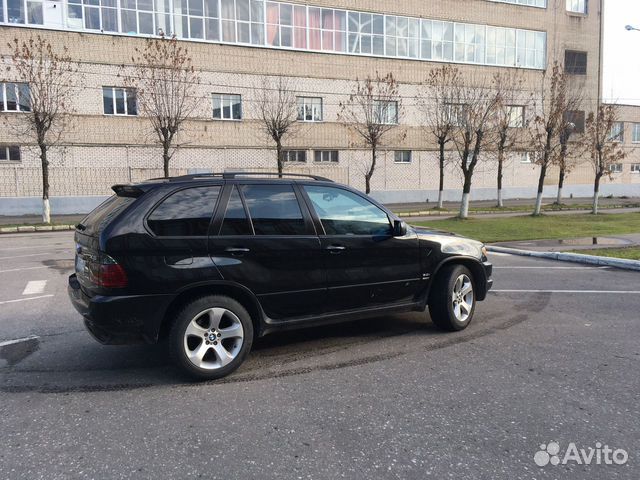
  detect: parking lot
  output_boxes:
[1,230,639,479]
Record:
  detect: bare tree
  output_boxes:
[253,77,299,175]
[491,71,527,208]
[121,35,199,177]
[339,72,404,194]
[450,75,500,219]
[529,62,581,215]
[5,35,78,223]
[554,122,577,204]
[585,104,626,214]
[420,65,460,209]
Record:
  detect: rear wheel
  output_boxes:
[429,264,476,331]
[169,295,253,380]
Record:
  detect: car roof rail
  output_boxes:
[158,172,335,182]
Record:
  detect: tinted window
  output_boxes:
[304,186,391,236]
[81,195,136,236]
[148,186,220,236]
[220,186,252,235]
[242,184,308,235]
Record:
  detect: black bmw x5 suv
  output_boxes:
[68,172,492,379]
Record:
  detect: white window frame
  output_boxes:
[374,100,398,125]
[0,145,21,162]
[518,152,535,164]
[632,124,640,144]
[608,122,624,143]
[394,150,412,164]
[630,164,640,174]
[296,96,323,122]
[566,0,587,14]
[283,149,307,162]
[609,163,623,174]
[212,93,243,120]
[314,150,339,163]
[102,86,137,116]
[0,82,30,112]
[507,105,525,128]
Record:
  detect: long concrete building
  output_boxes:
[0,0,639,214]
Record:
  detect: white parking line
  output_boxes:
[0,295,54,305]
[492,289,640,294]
[493,266,609,270]
[0,252,53,260]
[0,266,49,274]
[22,280,47,296]
[0,335,39,348]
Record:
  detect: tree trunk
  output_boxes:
[40,142,50,224]
[162,143,170,178]
[365,146,377,195]
[496,148,504,208]
[556,163,566,205]
[533,164,547,216]
[438,139,445,209]
[592,174,601,215]
[459,175,472,219]
[276,140,283,176]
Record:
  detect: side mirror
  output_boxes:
[393,220,407,237]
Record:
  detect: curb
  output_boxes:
[0,224,75,234]
[397,204,640,218]
[487,245,640,272]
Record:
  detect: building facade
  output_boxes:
[0,0,638,214]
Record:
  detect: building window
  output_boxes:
[565,50,587,75]
[609,163,623,174]
[283,150,307,162]
[446,103,468,127]
[631,164,640,174]
[488,0,546,7]
[2,1,548,71]
[314,150,339,163]
[0,145,21,162]
[632,124,640,143]
[507,106,525,128]
[608,122,624,143]
[566,0,587,14]
[0,82,31,112]
[212,93,242,120]
[374,100,398,125]
[103,87,137,116]
[394,151,412,163]
[518,152,535,164]
[564,111,585,134]
[297,97,323,122]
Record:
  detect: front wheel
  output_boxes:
[169,295,254,380]
[429,264,476,331]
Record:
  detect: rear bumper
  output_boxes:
[68,274,174,345]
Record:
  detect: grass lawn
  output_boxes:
[413,212,640,243]
[569,247,640,260]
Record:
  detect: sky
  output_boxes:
[603,0,640,105]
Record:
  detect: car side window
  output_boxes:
[147,186,220,237]
[241,184,308,235]
[303,185,392,236]
[220,186,253,235]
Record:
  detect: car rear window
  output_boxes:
[147,186,221,236]
[80,195,136,236]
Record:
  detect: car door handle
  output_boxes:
[225,247,250,254]
[326,245,346,253]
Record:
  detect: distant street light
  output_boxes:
[625,25,640,32]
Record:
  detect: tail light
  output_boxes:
[89,254,128,288]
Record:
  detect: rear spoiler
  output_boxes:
[112,184,145,198]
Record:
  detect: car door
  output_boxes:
[208,182,326,320]
[301,184,421,312]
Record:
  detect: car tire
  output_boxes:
[429,264,476,332]
[169,295,254,380]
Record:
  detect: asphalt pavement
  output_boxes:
[0,231,639,479]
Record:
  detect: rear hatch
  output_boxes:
[74,193,137,294]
